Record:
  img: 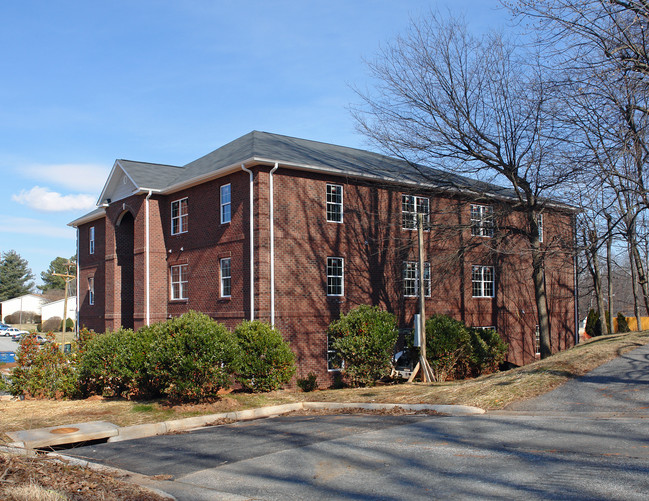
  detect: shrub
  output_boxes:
[144,311,238,402]
[232,321,296,392]
[42,317,62,333]
[76,328,146,398]
[10,333,78,398]
[297,372,318,392]
[585,309,602,337]
[468,327,508,376]
[425,315,508,381]
[65,318,74,332]
[425,314,472,381]
[327,305,398,387]
[617,312,630,333]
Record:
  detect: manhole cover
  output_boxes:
[50,427,80,434]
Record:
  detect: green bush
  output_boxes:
[585,308,602,337]
[297,372,318,392]
[468,327,508,376]
[327,305,398,387]
[144,311,238,402]
[425,315,472,381]
[616,312,630,333]
[65,318,75,332]
[77,328,146,398]
[232,321,296,392]
[10,333,78,398]
[425,315,508,381]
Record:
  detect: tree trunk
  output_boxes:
[531,220,552,357]
[583,228,608,336]
[630,241,642,330]
[606,214,614,332]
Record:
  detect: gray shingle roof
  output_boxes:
[169,131,516,197]
[117,160,185,191]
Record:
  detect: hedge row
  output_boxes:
[10,312,295,402]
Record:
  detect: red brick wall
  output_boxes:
[78,163,576,385]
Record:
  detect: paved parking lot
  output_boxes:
[0,335,17,353]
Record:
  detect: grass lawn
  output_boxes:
[1,330,648,445]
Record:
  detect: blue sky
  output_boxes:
[0,0,510,286]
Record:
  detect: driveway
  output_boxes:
[66,343,649,500]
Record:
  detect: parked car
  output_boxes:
[0,323,12,336]
[8,328,29,341]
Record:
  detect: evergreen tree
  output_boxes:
[39,256,77,294]
[0,250,35,301]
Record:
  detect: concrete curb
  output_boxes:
[106,401,484,442]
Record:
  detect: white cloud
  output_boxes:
[0,215,76,240]
[21,163,110,192]
[12,186,96,212]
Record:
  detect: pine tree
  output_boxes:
[39,256,77,294]
[0,250,35,301]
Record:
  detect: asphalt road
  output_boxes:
[0,335,17,353]
[67,343,649,500]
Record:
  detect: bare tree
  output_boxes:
[353,13,577,358]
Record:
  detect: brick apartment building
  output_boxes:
[70,131,577,381]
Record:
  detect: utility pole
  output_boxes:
[408,213,435,382]
[53,260,76,334]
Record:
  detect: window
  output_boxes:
[220,258,231,297]
[402,195,430,230]
[88,277,95,305]
[327,257,344,296]
[170,264,188,300]
[535,325,541,355]
[326,184,343,223]
[221,184,231,224]
[327,333,344,371]
[471,205,494,237]
[403,261,431,297]
[171,198,188,235]
[89,226,95,255]
[472,265,494,298]
[537,214,544,243]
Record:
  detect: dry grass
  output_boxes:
[1,330,648,444]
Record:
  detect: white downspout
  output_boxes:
[145,190,152,326]
[241,164,255,321]
[269,162,279,326]
[75,228,80,338]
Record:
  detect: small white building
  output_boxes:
[41,296,77,324]
[0,294,47,323]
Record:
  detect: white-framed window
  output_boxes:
[402,195,430,230]
[472,265,494,298]
[88,277,95,305]
[170,264,188,300]
[535,325,541,355]
[403,261,431,297]
[471,204,494,237]
[537,214,544,243]
[327,257,344,296]
[220,258,231,297]
[171,198,188,235]
[327,333,344,371]
[89,226,95,255]
[326,184,343,223]
[221,184,231,224]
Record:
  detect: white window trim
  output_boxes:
[471,204,494,238]
[88,277,95,305]
[89,226,95,255]
[327,257,344,296]
[326,184,343,223]
[538,214,544,243]
[402,195,430,230]
[403,261,431,297]
[327,333,345,372]
[220,184,231,224]
[220,258,231,298]
[171,198,188,235]
[472,265,495,298]
[170,264,188,300]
